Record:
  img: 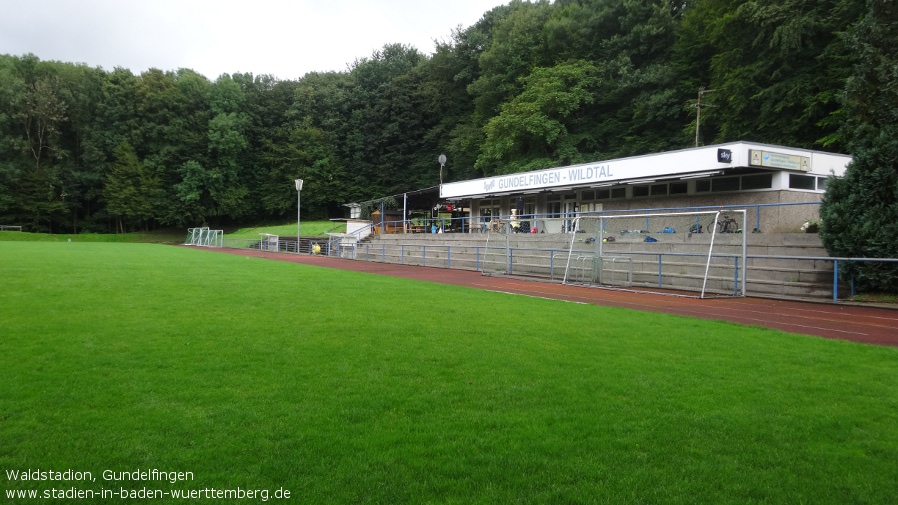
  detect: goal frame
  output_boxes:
[563,209,747,298]
[185,227,223,247]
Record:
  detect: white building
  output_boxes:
[440,142,851,233]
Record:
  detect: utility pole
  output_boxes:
[695,87,714,147]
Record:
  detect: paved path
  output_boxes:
[205,248,898,347]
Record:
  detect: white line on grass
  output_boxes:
[475,286,589,304]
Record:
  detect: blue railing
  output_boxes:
[371,201,822,236]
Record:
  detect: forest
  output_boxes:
[0,0,890,236]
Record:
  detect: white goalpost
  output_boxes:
[563,209,747,298]
[184,227,223,247]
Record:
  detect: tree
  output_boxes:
[476,60,599,174]
[53,62,108,233]
[706,0,863,149]
[133,68,211,226]
[104,142,159,232]
[819,0,898,292]
[260,125,339,219]
[330,44,429,200]
[0,55,69,231]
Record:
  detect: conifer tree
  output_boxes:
[819,0,898,291]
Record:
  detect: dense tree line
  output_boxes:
[0,0,877,235]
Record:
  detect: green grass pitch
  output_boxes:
[1,242,897,504]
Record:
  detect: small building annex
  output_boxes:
[439,141,851,233]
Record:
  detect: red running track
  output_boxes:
[202,247,898,347]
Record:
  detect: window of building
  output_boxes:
[789,174,816,190]
[546,196,562,218]
[651,184,668,196]
[711,177,740,192]
[479,199,499,219]
[817,177,828,191]
[669,182,688,195]
[696,179,711,193]
[741,173,773,190]
[597,188,626,199]
[524,197,536,216]
[633,185,650,197]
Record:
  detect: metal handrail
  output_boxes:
[371,201,823,236]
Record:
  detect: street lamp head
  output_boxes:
[295,179,304,191]
[437,155,447,186]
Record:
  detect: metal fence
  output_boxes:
[366,201,823,237]
[219,235,897,303]
[210,202,896,303]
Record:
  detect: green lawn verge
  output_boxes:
[1,242,896,504]
[227,221,346,239]
[0,229,185,243]
[0,221,345,244]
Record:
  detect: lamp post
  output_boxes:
[295,179,304,253]
[438,154,447,233]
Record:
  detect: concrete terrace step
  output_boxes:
[342,232,836,299]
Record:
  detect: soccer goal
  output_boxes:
[184,227,223,247]
[478,210,586,277]
[480,217,512,276]
[563,209,747,298]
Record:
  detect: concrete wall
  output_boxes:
[593,190,823,233]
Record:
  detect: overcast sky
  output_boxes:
[0,0,507,80]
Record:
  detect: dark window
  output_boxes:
[633,186,649,197]
[670,182,688,195]
[611,187,626,199]
[581,190,595,200]
[789,174,816,190]
[741,174,773,190]
[596,189,610,200]
[547,201,561,218]
[712,177,740,192]
[696,179,711,192]
[651,184,668,196]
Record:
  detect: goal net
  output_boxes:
[184,227,223,247]
[563,210,747,298]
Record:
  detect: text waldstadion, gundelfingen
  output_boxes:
[6,469,194,484]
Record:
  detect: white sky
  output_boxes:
[0,0,507,80]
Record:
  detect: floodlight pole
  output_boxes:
[295,179,304,253]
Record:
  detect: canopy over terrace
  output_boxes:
[344,186,464,234]
[437,141,851,233]
[440,142,849,201]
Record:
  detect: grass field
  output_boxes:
[0,221,345,245]
[2,241,897,504]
